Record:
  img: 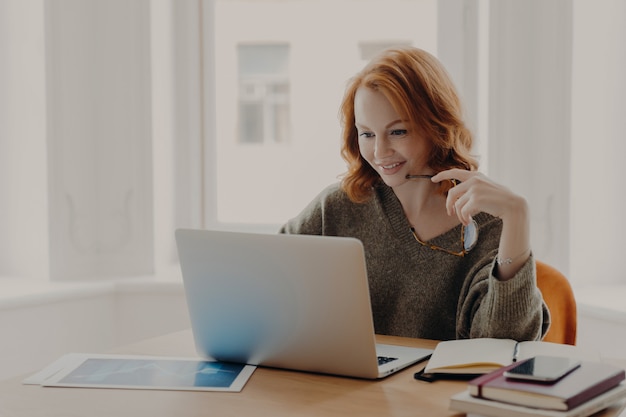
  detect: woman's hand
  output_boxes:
[431,169,531,281]
[431,169,522,224]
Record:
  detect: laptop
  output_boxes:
[175,228,433,379]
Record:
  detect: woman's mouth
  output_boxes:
[379,161,405,174]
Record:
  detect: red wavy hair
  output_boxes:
[339,46,478,203]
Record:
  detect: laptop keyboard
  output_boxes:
[378,356,398,366]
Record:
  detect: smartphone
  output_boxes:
[503,356,581,382]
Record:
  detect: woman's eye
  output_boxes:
[390,129,408,136]
[358,131,375,138]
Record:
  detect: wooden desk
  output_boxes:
[0,330,622,417]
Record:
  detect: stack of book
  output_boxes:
[449,359,626,417]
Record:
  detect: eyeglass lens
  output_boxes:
[463,219,479,251]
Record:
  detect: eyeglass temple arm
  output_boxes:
[406,174,459,186]
[405,174,433,179]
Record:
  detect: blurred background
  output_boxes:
[1,0,625,380]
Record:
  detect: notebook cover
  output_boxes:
[468,361,625,411]
[451,384,626,417]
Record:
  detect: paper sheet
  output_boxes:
[23,353,256,392]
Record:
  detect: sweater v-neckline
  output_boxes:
[377,184,463,254]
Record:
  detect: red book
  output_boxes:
[468,360,625,411]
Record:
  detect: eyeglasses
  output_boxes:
[410,220,478,257]
[406,174,479,257]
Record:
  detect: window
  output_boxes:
[358,41,412,62]
[204,0,626,285]
[238,43,291,144]
[210,0,438,229]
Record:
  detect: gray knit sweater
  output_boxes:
[280,182,549,341]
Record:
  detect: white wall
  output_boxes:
[577,300,626,361]
[570,0,626,286]
[486,0,573,276]
[0,281,190,382]
[0,289,116,382]
[113,280,190,347]
[0,0,155,282]
[45,0,155,280]
[0,0,50,280]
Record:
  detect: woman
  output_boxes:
[280,46,549,341]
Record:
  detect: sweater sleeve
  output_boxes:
[279,194,324,235]
[279,183,344,236]
[456,252,550,341]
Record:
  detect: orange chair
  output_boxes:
[535,260,577,345]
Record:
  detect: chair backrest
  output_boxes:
[535,260,577,345]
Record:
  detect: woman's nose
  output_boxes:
[374,137,393,159]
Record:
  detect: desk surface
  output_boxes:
[1,330,623,417]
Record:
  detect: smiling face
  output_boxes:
[354,86,432,189]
